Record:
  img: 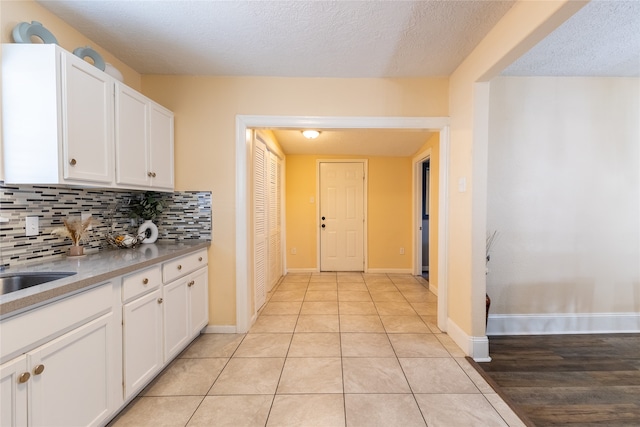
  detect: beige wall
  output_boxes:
[286,154,413,271]
[487,76,640,316]
[447,0,587,342]
[142,76,448,326]
[1,0,141,89]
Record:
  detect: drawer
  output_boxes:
[122,265,162,303]
[162,249,207,283]
[1,283,112,362]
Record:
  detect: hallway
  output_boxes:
[110,273,523,426]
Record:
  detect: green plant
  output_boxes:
[130,192,164,221]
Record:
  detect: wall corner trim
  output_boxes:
[447,318,491,362]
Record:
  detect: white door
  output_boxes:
[163,278,190,361]
[253,138,268,310]
[0,355,28,427]
[115,83,150,187]
[268,152,282,291]
[148,103,175,190]
[62,52,114,184]
[123,289,163,398]
[319,162,365,271]
[29,314,113,427]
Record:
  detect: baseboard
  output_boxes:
[446,318,491,362]
[285,268,317,273]
[487,312,640,336]
[203,325,237,333]
[366,268,413,274]
[422,266,429,271]
[429,284,438,296]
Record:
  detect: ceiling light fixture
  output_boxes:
[301,130,320,139]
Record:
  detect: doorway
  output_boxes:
[318,161,366,272]
[236,115,450,333]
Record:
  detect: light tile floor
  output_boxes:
[109,273,525,427]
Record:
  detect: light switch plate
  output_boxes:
[26,216,39,236]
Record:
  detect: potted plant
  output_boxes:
[130,192,165,244]
[51,216,95,256]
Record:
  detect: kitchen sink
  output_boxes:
[0,272,77,295]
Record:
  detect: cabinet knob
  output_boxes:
[18,372,31,384]
[142,278,149,285]
[198,257,203,262]
[177,265,182,270]
[33,364,45,375]
[157,298,163,304]
[188,280,195,287]
[152,172,157,177]
[69,158,77,166]
[147,172,153,177]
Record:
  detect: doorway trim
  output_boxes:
[412,125,450,332]
[236,115,450,333]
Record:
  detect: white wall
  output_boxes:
[487,77,640,334]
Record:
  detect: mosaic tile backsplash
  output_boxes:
[0,183,212,269]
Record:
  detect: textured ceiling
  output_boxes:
[37,0,515,77]
[34,0,638,157]
[503,1,640,77]
[272,129,433,157]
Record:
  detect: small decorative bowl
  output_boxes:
[106,233,144,249]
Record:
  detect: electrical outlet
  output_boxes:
[25,216,39,236]
[399,247,405,255]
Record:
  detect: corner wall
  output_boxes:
[447,0,587,359]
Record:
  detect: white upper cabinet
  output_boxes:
[115,84,174,191]
[2,44,114,186]
[2,44,174,191]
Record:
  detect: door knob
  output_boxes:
[18,372,30,383]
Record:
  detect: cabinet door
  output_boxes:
[188,268,209,338]
[115,84,150,187]
[0,355,28,427]
[163,278,189,361]
[61,52,114,185]
[29,313,114,427]
[123,289,163,399]
[148,103,174,190]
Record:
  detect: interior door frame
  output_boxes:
[317,159,368,272]
[235,115,450,333]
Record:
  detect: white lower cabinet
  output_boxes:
[0,313,114,427]
[0,355,28,427]
[163,267,208,361]
[30,314,114,427]
[122,289,163,399]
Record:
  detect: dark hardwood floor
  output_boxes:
[468,334,640,427]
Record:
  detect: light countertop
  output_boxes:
[0,241,210,319]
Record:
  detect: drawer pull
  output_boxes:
[188,280,195,287]
[18,372,31,383]
[157,298,163,304]
[177,265,182,271]
[33,364,45,375]
[142,278,149,285]
[198,256,203,262]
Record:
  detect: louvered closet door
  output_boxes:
[268,153,283,291]
[253,139,268,311]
